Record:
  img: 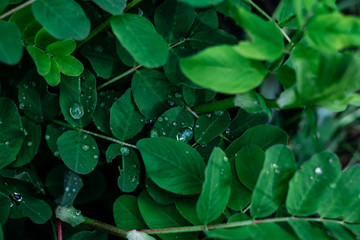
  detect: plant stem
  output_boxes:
[247,0,292,44]
[96,65,142,90]
[0,0,36,20]
[57,219,63,240]
[185,106,199,118]
[52,120,137,149]
[193,97,236,114]
[84,217,128,238]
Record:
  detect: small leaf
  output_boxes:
[46,39,76,56]
[111,13,169,68]
[178,0,224,8]
[196,148,231,224]
[194,111,230,144]
[110,89,145,140]
[137,137,205,195]
[43,58,61,86]
[0,20,23,65]
[32,0,90,40]
[56,171,84,206]
[92,0,126,15]
[57,131,99,174]
[117,148,141,193]
[55,55,84,76]
[34,28,58,49]
[286,152,341,216]
[180,45,267,94]
[250,145,296,218]
[26,46,51,75]
[113,195,148,230]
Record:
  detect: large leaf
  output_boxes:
[60,70,97,127]
[32,0,90,40]
[286,152,341,216]
[110,89,145,140]
[318,165,360,222]
[0,20,23,65]
[137,137,205,194]
[250,145,296,218]
[92,0,126,15]
[154,0,195,44]
[0,98,24,169]
[178,0,224,7]
[180,45,267,94]
[57,131,99,174]
[113,195,147,230]
[138,191,197,240]
[231,7,284,60]
[196,148,231,224]
[111,13,169,68]
[305,12,360,51]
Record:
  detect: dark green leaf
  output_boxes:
[0,20,23,65]
[22,21,42,45]
[110,89,145,140]
[146,178,179,205]
[286,152,341,216]
[0,194,11,225]
[32,0,90,40]
[196,8,219,29]
[324,222,357,240]
[0,0,8,14]
[137,137,205,194]
[111,13,169,68]
[194,110,230,144]
[196,148,231,224]
[180,45,267,94]
[57,131,99,174]
[68,230,107,240]
[56,171,84,206]
[113,195,147,230]
[189,30,237,50]
[289,220,332,240]
[60,70,97,127]
[235,145,265,190]
[26,46,51,75]
[45,124,67,158]
[176,196,202,225]
[250,145,296,218]
[178,0,224,8]
[182,86,216,107]
[34,28,58,49]
[0,98,24,169]
[117,148,140,193]
[43,58,61,86]
[92,0,126,15]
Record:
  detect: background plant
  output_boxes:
[0,0,360,239]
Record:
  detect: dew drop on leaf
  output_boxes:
[45,135,50,140]
[19,103,25,110]
[158,117,164,122]
[120,147,130,156]
[214,110,224,116]
[13,192,22,202]
[150,128,159,138]
[176,128,193,142]
[27,141,32,147]
[82,144,90,152]
[93,155,98,159]
[69,102,84,120]
[314,167,323,175]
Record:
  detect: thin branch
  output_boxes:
[0,0,36,20]
[57,219,63,240]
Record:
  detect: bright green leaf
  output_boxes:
[46,39,76,56]
[324,222,357,240]
[26,46,51,75]
[43,58,61,86]
[55,55,84,76]
[289,220,332,240]
[180,45,267,94]
[137,137,205,195]
[34,28,58,49]
[92,0,126,15]
[0,20,23,65]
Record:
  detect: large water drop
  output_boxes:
[69,102,84,120]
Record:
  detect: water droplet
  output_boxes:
[164,117,169,121]
[158,117,164,122]
[172,122,177,126]
[225,128,231,134]
[94,45,103,53]
[31,81,36,87]
[176,128,193,142]
[23,84,28,89]
[223,156,228,162]
[175,93,182,98]
[19,103,25,110]
[23,129,28,136]
[13,192,22,202]
[72,188,76,192]
[185,151,189,154]
[120,147,130,156]
[45,135,50,140]
[54,151,60,157]
[27,141,32,147]
[329,158,334,163]
[206,113,212,118]
[272,163,278,168]
[75,210,81,216]
[82,134,88,140]
[195,124,200,128]
[69,102,84,119]
[93,155,98,159]
[274,169,280,174]
[146,119,152,124]
[330,183,336,189]
[168,100,174,106]
[181,122,185,126]
[82,144,90,151]
[5,141,9,146]
[65,187,69,192]
[214,110,224,116]
[150,128,159,138]
[99,102,106,109]
[162,131,167,136]
[130,176,137,182]
[315,167,322,175]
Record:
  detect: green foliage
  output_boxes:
[1,0,360,239]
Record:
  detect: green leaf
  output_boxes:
[0,20,23,65]
[289,220,332,240]
[26,46,51,75]
[18,70,59,122]
[111,13,169,68]
[55,55,84,76]
[176,196,202,225]
[110,89,145,140]
[194,111,230,144]
[68,230,107,240]
[231,7,284,60]
[196,148,231,224]
[138,191,197,240]
[154,0,195,44]
[178,0,224,8]
[45,124,67,158]
[145,178,179,205]
[32,0,90,40]
[92,0,126,15]
[318,165,360,222]
[43,58,61,86]
[324,222,357,240]
[34,28,58,49]
[132,70,178,119]
[117,147,141,193]
[137,137,205,195]
[0,98,24,169]
[56,171,84,206]
[182,86,216,107]
[0,193,11,225]
[11,117,41,167]
[235,145,265,190]
[227,168,252,210]
[46,39,76,56]
[0,145,12,174]
[22,21,42,45]
[234,91,271,115]
[0,225,3,240]
[152,107,194,141]
[0,0,8,14]
[60,70,97,127]
[189,29,238,50]
[113,195,148,230]
[180,45,267,94]
[250,145,296,218]
[276,0,296,28]
[226,125,288,156]
[116,40,136,67]
[286,152,341,216]
[57,131,99,174]
[305,12,360,51]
